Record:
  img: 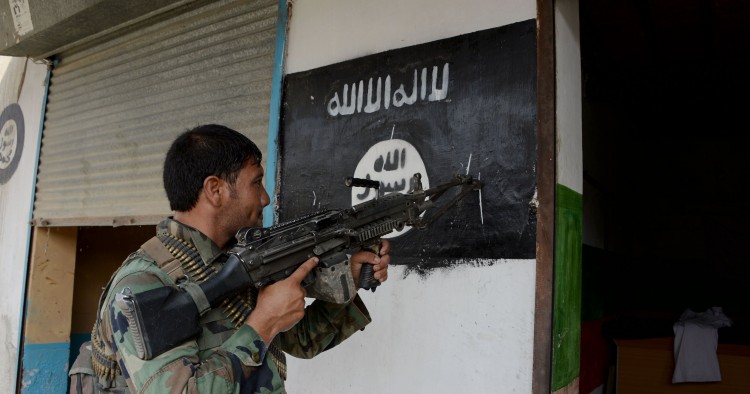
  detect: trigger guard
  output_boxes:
[302,269,317,289]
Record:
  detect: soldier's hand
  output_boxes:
[245,257,318,344]
[350,239,390,289]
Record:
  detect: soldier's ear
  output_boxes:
[202,176,224,207]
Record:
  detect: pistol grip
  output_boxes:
[359,243,381,292]
[358,264,380,292]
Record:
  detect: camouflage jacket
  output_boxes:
[96,218,371,393]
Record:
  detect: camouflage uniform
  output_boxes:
[91,218,371,393]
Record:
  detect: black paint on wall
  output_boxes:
[278,20,537,269]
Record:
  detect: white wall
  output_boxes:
[284,1,538,393]
[286,0,536,74]
[555,0,582,193]
[0,56,48,389]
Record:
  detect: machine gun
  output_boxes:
[116,173,482,360]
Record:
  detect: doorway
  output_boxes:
[579,1,750,392]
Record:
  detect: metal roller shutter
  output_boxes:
[34,0,278,227]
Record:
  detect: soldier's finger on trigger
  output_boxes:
[291,257,318,283]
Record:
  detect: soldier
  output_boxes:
[70,124,390,393]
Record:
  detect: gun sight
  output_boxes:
[344,177,380,189]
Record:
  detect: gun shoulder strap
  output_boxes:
[141,235,287,379]
[141,236,186,283]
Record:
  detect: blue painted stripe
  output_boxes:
[263,0,288,227]
[16,62,52,393]
[21,342,70,394]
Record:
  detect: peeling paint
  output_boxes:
[21,342,70,393]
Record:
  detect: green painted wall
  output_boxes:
[551,184,583,391]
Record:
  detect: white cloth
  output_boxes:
[672,307,732,383]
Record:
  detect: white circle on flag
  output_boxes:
[351,139,429,238]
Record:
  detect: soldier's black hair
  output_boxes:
[163,124,262,212]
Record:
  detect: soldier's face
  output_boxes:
[224,159,269,231]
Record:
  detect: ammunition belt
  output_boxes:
[91,325,120,382]
[158,233,287,379]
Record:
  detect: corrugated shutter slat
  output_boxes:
[34,0,277,227]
